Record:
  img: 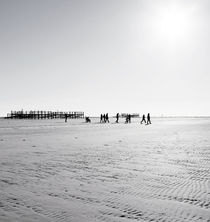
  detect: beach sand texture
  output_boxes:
[0,118,210,222]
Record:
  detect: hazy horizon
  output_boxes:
[1,0,210,117]
[1,112,210,118]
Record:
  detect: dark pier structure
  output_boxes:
[6,110,84,119]
[121,113,139,118]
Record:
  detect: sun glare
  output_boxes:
[154,5,194,48]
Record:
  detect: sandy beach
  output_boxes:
[0,117,210,222]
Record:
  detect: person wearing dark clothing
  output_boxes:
[128,114,131,123]
[85,117,91,123]
[105,113,109,123]
[65,113,68,122]
[147,113,151,125]
[116,113,119,123]
[141,114,146,124]
[103,114,106,123]
[100,114,103,123]
[125,114,129,124]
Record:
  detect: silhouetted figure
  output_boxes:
[105,113,109,123]
[116,113,119,123]
[102,114,105,123]
[100,114,103,123]
[65,113,68,122]
[141,114,146,124]
[125,114,129,124]
[146,113,151,125]
[128,114,131,123]
[85,117,91,123]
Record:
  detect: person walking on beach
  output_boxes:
[100,114,103,123]
[103,114,106,123]
[116,113,119,123]
[146,113,151,125]
[128,114,131,123]
[105,113,109,123]
[141,114,146,124]
[125,114,129,124]
[65,113,68,122]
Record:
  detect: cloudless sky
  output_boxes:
[0,0,210,116]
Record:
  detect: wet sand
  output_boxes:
[0,118,210,222]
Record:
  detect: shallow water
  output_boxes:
[0,118,210,221]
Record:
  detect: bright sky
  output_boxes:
[0,0,210,116]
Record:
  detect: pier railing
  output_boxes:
[121,113,139,118]
[6,110,84,119]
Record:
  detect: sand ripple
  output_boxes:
[0,118,210,221]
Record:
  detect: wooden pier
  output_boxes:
[121,113,139,118]
[6,110,84,119]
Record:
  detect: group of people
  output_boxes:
[101,113,151,125]
[140,113,151,125]
[65,112,151,125]
[100,113,109,123]
[125,114,131,124]
[100,113,131,124]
